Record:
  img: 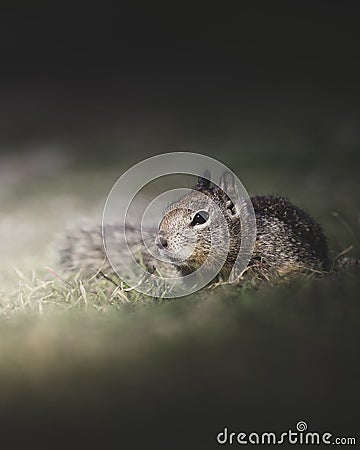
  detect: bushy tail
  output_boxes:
[58,222,110,275]
[57,222,179,280]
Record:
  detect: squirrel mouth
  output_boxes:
[156,247,190,265]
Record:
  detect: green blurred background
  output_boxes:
[0,3,359,448]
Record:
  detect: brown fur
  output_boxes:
[59,172,330,283]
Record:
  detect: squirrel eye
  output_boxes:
[191,210,209,226]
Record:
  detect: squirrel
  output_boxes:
[59,170,335,284]
[155,171,329,281]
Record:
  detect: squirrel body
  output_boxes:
[155,174,329,280]
[248,195,329,278]
[59,172,330,283]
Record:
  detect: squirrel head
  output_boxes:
[156,171,241,276]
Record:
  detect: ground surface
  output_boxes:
[0,111,359,448]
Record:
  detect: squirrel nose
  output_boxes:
[156,235,168,249]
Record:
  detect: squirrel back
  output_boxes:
[250,195,329,278]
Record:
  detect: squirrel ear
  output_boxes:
[218,171,236,197]
[196,170,211,190]
[216,171,237,215]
